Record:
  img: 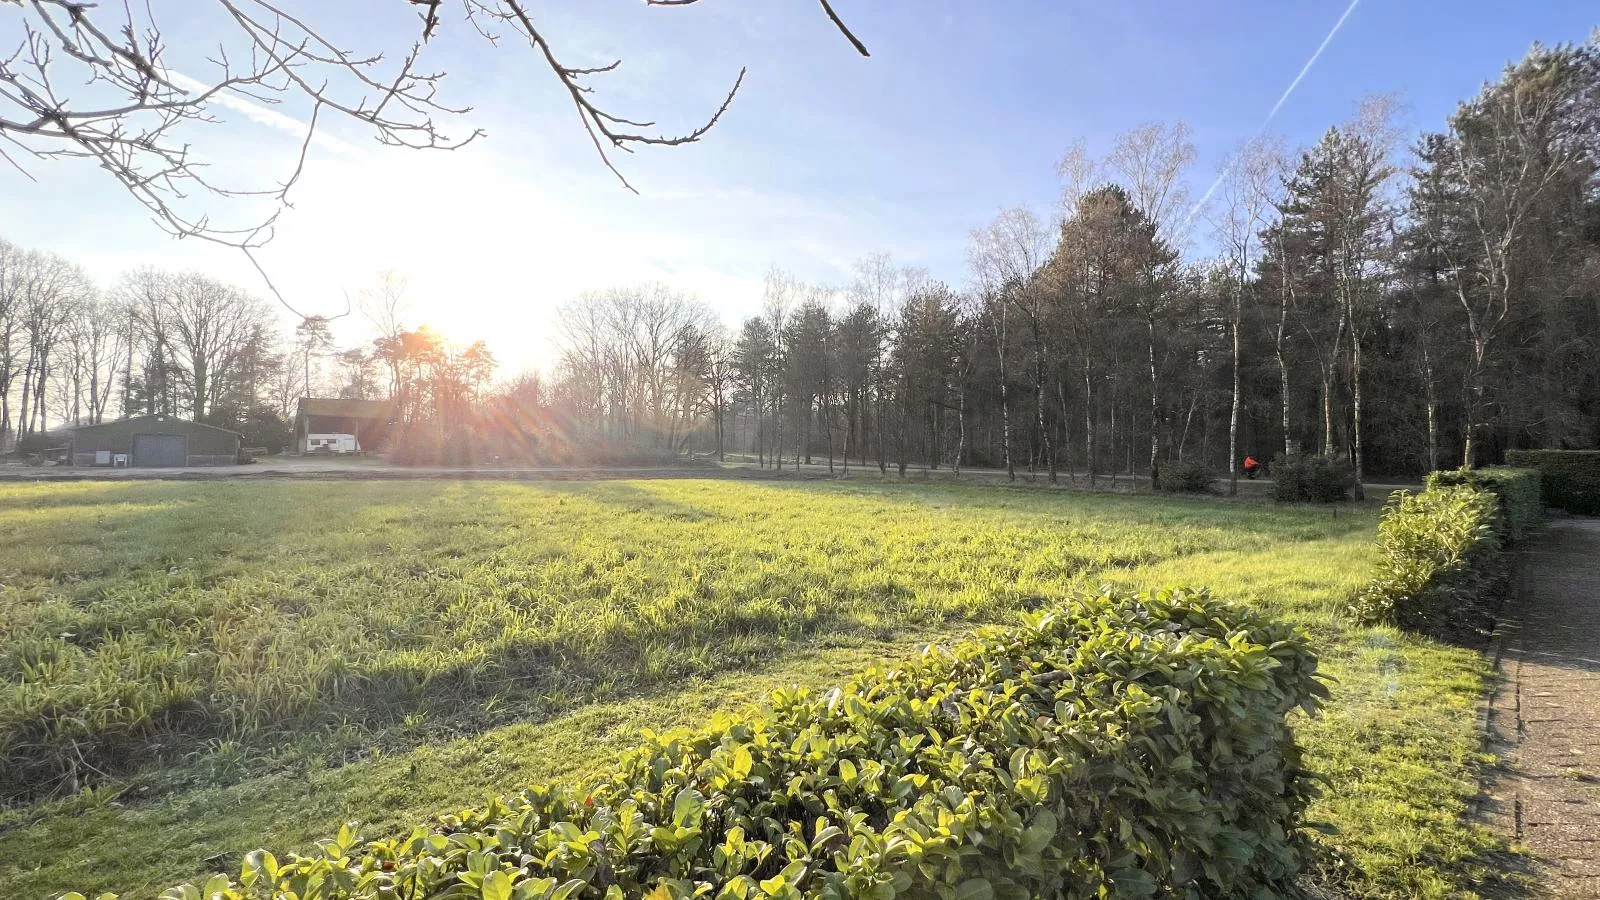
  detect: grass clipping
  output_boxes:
[78,587,1328,900]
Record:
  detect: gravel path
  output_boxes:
[1485,517,1600,897]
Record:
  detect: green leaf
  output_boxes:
[731,745,754,779]
[954,879,993,900]
[673,788,705,829]
[483,870,514,900]
[550,880,588,900]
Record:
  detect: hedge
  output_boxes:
[1270,453,1355,503]
[1424,467,1542,542]
[80,588,1327,900]
[1504,450,1600,516]
[1157,458,1216,494]
[1351,484,1505,632]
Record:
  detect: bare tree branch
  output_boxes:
[0,0,870,314]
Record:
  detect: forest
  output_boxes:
[2,37,1597,479]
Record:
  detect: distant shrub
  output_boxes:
[1505,449,1600,516]
[115,587,1327,900]
[1159,457,1217,493]
[11,429,64,455]
[1271,452,1355,503]
[1351,484,1504,633]
[1426,467,1542,541]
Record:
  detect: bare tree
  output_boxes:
[3,245,88,440]
[1336,96,1403,499]
[121,269,273,421]
[847,253,900,474]
[1108,122,1198,248]
[1107,123,1195,488]
[969,207,1052,481]
[1418,42,1599,465]
[55,292,129,425]
[1210,134,1286,494]
[554,282,713,447]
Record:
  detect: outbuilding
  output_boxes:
[293,398,396,453]
[69,415,243,467]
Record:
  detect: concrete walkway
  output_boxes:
[1485,517,1600,897]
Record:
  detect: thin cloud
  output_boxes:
[166,70,361,157]
[1185,0,1361,228]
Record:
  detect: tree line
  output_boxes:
[0,252,497,454]
[5,38,1596,477]
[543,38,1600,486]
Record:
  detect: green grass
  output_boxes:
[0,478,1508,898]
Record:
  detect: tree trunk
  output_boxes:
[1228,290,1242,496]
[1034,339,1056,485]
[18,347,34,439]
[994,306,1014,482]
[1146,314,1160,491]
[773,396,784,471]
[825,393,834,474]
[1422,343,1439,471]
[896,389,908,477]
[840,391,850,476]
[955,382,966,475]
[1082,362,1095,490]
[1351,335,1366,500]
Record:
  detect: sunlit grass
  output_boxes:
[0,479,1505,898]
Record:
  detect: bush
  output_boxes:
[112,588,1326,900]
[1158,457,1217,493]
[1425,467,1542,542]
[1351,484,1504,633]
[1505,449,1600,516]
[1271,452,1356,503]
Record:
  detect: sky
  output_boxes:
[2,0,1596,376]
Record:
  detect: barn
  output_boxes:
[69,415,243,467]
[293,398,396,453]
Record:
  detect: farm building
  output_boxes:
[293,398,397,453]
[69,415,242,467]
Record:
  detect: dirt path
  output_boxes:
[1485,517,1600,897]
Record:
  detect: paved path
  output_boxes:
[1485,517,1600,897]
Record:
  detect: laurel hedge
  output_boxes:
[1269,453,1355,503]
[71,587,1327,900]
[1351,483,1506,633]
[1505,449,1600,516]
[1424,467,1542,542]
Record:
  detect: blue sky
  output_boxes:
[1,1,1595,373]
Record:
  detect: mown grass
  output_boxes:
[0,478,1507,898]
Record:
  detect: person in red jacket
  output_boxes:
[1242,455,1261,480]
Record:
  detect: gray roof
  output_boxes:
[68,415,243,437]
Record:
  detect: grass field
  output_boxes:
[0,478,1507,898]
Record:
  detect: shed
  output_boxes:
[293,398,396,453]
[69,415,243,467]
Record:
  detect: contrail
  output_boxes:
[1267,0,1362,122]
[1185,0,1361,228]
[166,70,361,157]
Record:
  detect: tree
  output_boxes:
[733,317,780,467]
[1414,39,1600,465]
[294,316,337,400]
[1333,97,1403,499]
[969,208,1052,481]
[1210,135,1286,494]
[847,254,904,474]
[703,327,735,462]
[1107,122,1196,488]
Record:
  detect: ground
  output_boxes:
[0,478,1504,898]
[1484,517,1600,897]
